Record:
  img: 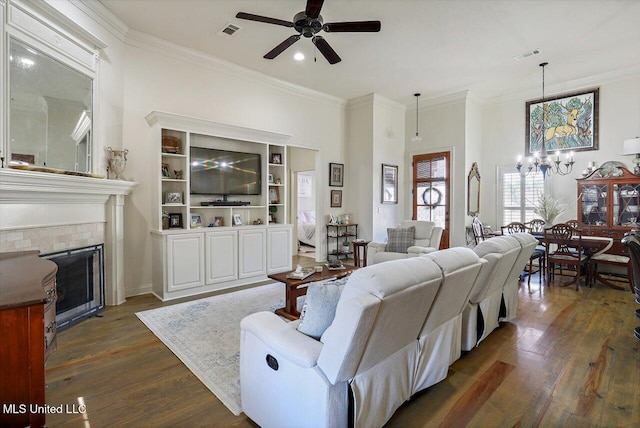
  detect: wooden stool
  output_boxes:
[352,240,370,267]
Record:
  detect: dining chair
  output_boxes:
[544,223,588,290]
[566,219,580,229]
[527,218,546,234]
[621,231,640,341]
[471,217,486,245]
[502,222,545,288]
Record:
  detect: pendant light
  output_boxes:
[412,93,422,142]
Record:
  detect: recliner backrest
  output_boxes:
[317,256,443,384]
[496,233,536,287]
[471,237,521,303]
[399,220,442,248]
[420,248,484,334]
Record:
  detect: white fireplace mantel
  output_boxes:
[0,168,138,305]
[0,168,136,204]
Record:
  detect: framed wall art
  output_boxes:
[331,189,342,208]
[525,87,599,156]
[329,163,344,187]
[381,164,398,204]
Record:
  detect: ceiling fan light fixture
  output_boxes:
[412,93,422,142]
[294,52,305,61]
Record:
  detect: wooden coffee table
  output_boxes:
[269,265,359,320]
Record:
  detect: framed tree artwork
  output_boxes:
[525,87,599,156]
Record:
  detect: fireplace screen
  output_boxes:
[41,244,104,331]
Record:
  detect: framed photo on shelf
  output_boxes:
[164,192,183,204]
[269,187,280,204]
[270,153,282,164]
[268,173,274,183]
[168,213,183,229]
[190,213,203,228]
[233,214,243,226]
[162,163,170,178]
[213,216,224,227]
[331,189,342,208]
[381,164,399,204]
[329,163,344,187]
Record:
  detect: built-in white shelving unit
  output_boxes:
[146,112,293,301]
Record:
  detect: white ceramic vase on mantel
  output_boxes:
[106,147,128,180]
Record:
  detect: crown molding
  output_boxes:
[145,111,292,146]
[71,0,129,43]
[346,93,406,112]
[407,91,470,112]
[126,29,347,108]
[485,65,640,105]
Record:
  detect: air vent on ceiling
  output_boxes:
[218,23,241,38]
[514,49,541,61]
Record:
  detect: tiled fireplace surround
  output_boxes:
[0,169,136,306]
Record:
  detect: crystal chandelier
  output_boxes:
[516,62,575,179]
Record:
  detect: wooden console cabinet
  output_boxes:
[0,251,58,428]
[577,166,640,255]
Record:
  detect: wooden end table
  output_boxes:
[352,240,370,267]
[269,265,359,320]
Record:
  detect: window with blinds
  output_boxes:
[500,169,544,224]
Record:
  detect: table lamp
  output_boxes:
[623,137,640,175]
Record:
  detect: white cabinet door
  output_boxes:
[267,226,292,273]
[205,230,238,285]
[238,228,266,279]
[167,234,204,291]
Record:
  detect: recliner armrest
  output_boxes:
[241,311,323,368]
[367,241,387,251]
[407,245,437,255]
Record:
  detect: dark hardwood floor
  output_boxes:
[45,262,639,427]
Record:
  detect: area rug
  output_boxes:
[135,282,288,416]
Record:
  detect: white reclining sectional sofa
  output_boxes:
[240,235,535,428]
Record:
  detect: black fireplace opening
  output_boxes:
[41,244,105,331]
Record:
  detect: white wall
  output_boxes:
[481,74,640,229]
[346,96,374,240]
[372,95,406,242]
[121,37,346,295]
[405,94,468,247]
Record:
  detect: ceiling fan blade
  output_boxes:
[236,12,293,28]
[305,0,325,19]
[312,36,341,64]
[323,21,381,33]
[264,35,301,59]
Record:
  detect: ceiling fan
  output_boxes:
[236,0,381,64]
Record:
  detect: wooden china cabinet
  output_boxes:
[577,166,640,255]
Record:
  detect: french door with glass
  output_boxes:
[412,151,450,249]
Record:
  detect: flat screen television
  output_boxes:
[190,147,261,196]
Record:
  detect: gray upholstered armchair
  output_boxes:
[367,220,443,265]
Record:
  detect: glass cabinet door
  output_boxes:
[615,183,640,226]
[580,184,609,226]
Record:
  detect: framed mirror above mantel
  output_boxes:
[1,0,107,175]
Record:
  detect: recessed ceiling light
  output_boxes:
[294,52,304,61]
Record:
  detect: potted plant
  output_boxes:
[342,240,350,253]
[532,194,573,227]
